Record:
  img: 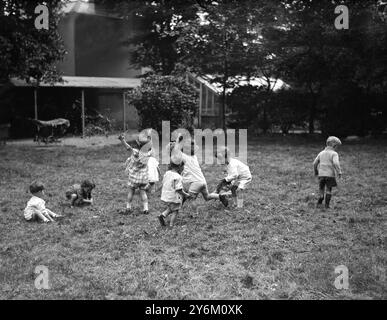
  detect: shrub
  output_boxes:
[127,75,198,133]
[227,85,263,129]
[228,86,309,134]
[268,90,309,134]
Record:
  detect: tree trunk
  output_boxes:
[222,51,228,132]
[262,105,268,134]
[308,104,315,134]
[221,85,226,132]
[308,88,318,134]
[222,22,228,133]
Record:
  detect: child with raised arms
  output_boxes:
[119,131,152,215]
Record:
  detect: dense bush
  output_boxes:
[227,86,310,134]
[227,85,266,131]
[127,75,198,133]
[319,85,386,138]
[268,90,309,134]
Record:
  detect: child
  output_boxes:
[158,161,190,228]
[119,131,152,215]
[313,136,343,209]
[170,134,229,207]
[215,146,252,208]
[147,155,161,194]
[65,180,95,207]
[24,182,62,223]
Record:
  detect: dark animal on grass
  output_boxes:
[29,118,70,144]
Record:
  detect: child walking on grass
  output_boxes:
[24,182,62,223]
[119,131,152,215]
[313,136,343,209]
[158,161,190,228]
[215,146,252,208]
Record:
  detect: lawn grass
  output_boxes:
[0,136,386,300]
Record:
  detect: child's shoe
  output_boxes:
[158,215,166,227]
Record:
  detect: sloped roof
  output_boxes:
[200,75,289,94]
[189,72,289,95]
[61,0,120,18]
[10,76,141,89]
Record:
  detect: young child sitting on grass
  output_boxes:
[158,157,190,228]
[24,182,62,223]
[215,146,252,208]
[119,131,152,215]
[65,180,95,208]
[313,136,343,209]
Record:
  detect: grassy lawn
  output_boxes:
[0,137,386,300]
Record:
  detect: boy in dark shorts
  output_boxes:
[313,136,343,208]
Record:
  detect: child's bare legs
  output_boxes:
[325,186,332,208]
[34,210,52,223]
[236,188,244,208]
[126,187,134,212]
[45,209,62,219]
[318,185,325,205]
[158,208,171,226]
[202,189,228,207]
[28,208,53,223]
[139,190,149,214]
[69,194,77,207]
[169,210,179,227]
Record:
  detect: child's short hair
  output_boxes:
[136,131,151,148]
[326,136,342,147]
[215,146,230,159]
[81,180,95,190]
[29,181,44,194]
[168,162,184,172]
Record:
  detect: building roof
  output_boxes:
[10,76,141,89]
[200,74,289,94]
[61,0,120,18]
[189,72,289,95]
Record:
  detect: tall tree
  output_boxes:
[174,0,277,130]
[97,0,204,75]
[0,0,65,83]
[267,0,385,134]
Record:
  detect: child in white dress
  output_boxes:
[119,131,152,215]
[24,182,62,223]
[147,156,160,194]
